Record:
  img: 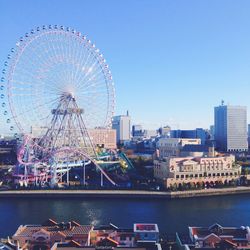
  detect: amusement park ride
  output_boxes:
[1,25,133,187]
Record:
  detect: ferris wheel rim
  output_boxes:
[2,24,115,134]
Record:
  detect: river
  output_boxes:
[1,194,250,237]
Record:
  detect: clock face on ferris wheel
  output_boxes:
[1,25,115,135]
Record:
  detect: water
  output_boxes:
[1,194,250,237]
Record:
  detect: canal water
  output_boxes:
[1,194,250,237]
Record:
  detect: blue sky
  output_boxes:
[1,0,250,132]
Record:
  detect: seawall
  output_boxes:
[0,187,250,199]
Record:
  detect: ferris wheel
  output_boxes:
[1,25,117,187]
[1,24,115,135]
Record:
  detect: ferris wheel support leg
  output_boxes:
[50,165,57,188]
[101,172,103,187]
[83,161,86,186]
[66,168,69,185]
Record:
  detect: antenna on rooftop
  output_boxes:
[221,100,224,106]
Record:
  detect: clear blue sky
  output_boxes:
[1,0,250,131]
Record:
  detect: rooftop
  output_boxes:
[190,223,249,240]
[134,224,159,233]
[13,219,93,238]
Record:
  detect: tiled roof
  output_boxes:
[190,224,248,240]
[13,223,92,238]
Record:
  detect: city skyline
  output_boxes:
[1,0,250,132]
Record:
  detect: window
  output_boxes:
[176,175,179,179]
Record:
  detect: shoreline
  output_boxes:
[0,186,250,199]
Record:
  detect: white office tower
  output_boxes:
[112,111,131,144]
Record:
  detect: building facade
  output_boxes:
[154,155,241,188]
[112,113,131,144]
[214,104,248,152]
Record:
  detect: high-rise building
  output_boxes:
[248,124,250,148]
[209,125,215,140]
[112,111,131,144]
[214,103,248,152]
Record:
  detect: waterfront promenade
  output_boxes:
[1,186,250,199]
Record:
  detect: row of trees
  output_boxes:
[168,179,241,191]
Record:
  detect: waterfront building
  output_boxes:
[11,220,161,250]
[154,154,241,188]
[12,219,93,249]
[176,223,250,249]
[112,112,131,144]
[214,103,248,152]
[157,138,201,158]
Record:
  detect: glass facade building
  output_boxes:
[214,104,248,152]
